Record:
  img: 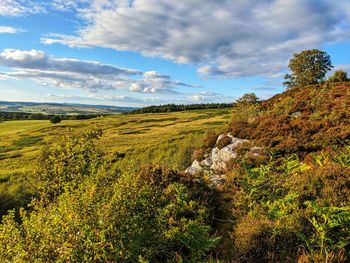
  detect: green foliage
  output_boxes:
[284,49,333,88]
[50,115,61,124]
[0,129,220,262]
[300,202,350,259]
[236,93,260,105]
[327,70,349,83]
[223,148,350,262]
[13,136,42,148]
[36,128,102,201]
[128,103,233,114]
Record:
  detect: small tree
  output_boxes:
[50,115,61,124]
[284,49,333,89]
[327,70,348,83]
[236,93,260,105]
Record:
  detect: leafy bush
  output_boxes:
[0,129,220,262]
[50,115,61,124]
[327,70,348,83]
[221,148,350,262]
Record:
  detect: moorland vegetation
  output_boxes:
[0,50,349,262]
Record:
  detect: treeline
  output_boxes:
[0,112,104,121]
[127,103,233,114]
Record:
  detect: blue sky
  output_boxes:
[0,0,349,107]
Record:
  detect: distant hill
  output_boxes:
[0,101,137,115]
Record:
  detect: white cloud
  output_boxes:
[50,0,89,11]
[46,93,162,105]
[45,91,234,106]
[0,49,196,94]
[0,26,25,34]
[0,49,139,76]
[41,0,350,78]
[0,0,90,16]
[0,0,45,16]
[188,91,235,103]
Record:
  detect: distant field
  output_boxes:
[0,101,136,115]
[0,108,231,213]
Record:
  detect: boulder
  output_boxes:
[185,160,203,175]
[210,137,249,171]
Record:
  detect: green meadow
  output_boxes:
[0,109,231,214]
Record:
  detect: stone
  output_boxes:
[210,137,249,171]
[209,174,226,185]
[185,160,203,175]
[201,157,213,167]
[184,134,263,185]
[248,146,264,157]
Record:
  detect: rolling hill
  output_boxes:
[0,101,137,115]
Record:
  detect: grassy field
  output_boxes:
[0,108,231,214]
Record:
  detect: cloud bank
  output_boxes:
[40,0,350,78]
[0,49,196,94]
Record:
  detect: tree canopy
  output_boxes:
[235,93,260,105]
[284,49,333,88]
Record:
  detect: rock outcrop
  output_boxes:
[185,133,262,185]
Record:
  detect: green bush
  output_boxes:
[221,148,350,262]
[50,115,61,124]
[0,129,220,262]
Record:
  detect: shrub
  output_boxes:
[327,70,348,83]
[50,115,61,124]
[230,83,350,154]
[0,129,220,262]
[222,148,350,262]
[216,135,232,150]
[203,132,218,149]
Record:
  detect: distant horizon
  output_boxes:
[0,99,139,108]
[0,1,349,107]
[0,99,235,109]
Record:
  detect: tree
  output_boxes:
[236,93,260,105]
[283,49,333,89]
[327,70,348,83]
[50,115,61,124]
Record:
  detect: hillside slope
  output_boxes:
[230,82,350,154]
[208,82,350,262]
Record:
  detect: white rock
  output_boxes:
[201,157,213,167]
[210,138,249,171]
[185,160,203,175]
[185,135,263,185]
[209,174,226,185]
[230,137,249,147]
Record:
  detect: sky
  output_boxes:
[0,0,349,107]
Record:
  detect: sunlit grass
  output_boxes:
[0,108,231,182]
